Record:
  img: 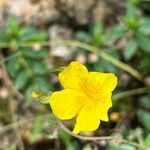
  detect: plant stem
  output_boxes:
[58,119,147,149]
[0,119,30,135]
[122,139,146,149]
[113,87,150,100]
[57,119,113,141]
[0,40,142,80]
[62,40,143,81]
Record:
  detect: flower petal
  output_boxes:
[73,102,100,134]
[49,89,88,120]
[89,72,117,92]
[96,93,112,122]
[59,61,88,90]
[81,72,117,99]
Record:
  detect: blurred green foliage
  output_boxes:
[0,16,53,101]
[0,0,150,149]
[76,1,150,75]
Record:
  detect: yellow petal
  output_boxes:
[59,61,88,90]
[49,89,88,120]
[81,72,117,100]
[96,93,112,122]
[88,72,117,92]
[73,102,100,134]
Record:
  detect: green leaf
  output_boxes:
[19,29,47,41]
[107,144,136,150]
[31,61,48,75]
[34,76,51,92]
[104,24,127,44]
[139,18,150,35]
[67,142,80,150]
[91,20,104,43]
[7,16,19,37]
[138,54,150,73]
[135,33,150,53]
[0,33,11,43]
[128,0,139,5]
[144,134,150,146]
[125,2,138,30]
[94,49,120,73]
[31,116,44,141]
[137,110,150,131]
[20,47,48,58]
[14,70,30,90]
[75,31,92,43]
[125,2,136,20]
[19,26,36,37]
[6,56,21,77]
[140,95,150,109]
[124,39,138,60]
[7,16,18,29]
[25,85,36,101]
[58,130,72,147]
[92,20,103,35]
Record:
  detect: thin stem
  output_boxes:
[0,119,30,135]
[57,119,113,141]
[0,114,50,135]
[113,87,150,100]
[57,119,147,149]
[61,40,142,81]
[122,139,146,149]
[0,52,25,150]
[0,40,142,80]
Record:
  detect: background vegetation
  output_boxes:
[0,0,150,149]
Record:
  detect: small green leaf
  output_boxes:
[138,54,150,73]
[124,39,138,60]
[6,56,21,77]
[125,2,138,30]
[135,33,150,53]
[19,26,36,37]
[140,95,150,109]
[104,25,127,44]
[92,20,103,35]
[34,76,51,92]
[20,47,48,58]
[19,29,47,41]
[7,16,19,37]
[139,18,150,35]
[29,61,48,75]
[31,116,44,141]
[137,110,150,131]
[107,144,136,150]
[7,16,18,29]
[91,20,104,43]
[67,142,80,150]
[14,70,30,90]
[76,31,92,43]
[144,134,150,146]
[58,130,72,147]
[0,33,11,43]
[94,49,120,73]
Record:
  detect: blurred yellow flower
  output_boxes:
[49,61,117,134]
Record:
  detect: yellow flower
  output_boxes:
[49,61,117,134]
